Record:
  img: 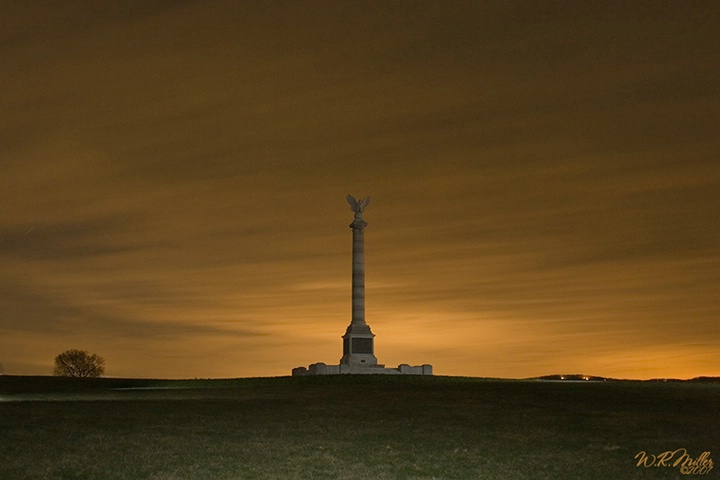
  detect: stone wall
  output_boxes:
[292,362,433,376]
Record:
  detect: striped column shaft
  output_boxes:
[351,218,367,325]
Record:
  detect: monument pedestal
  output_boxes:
[340,322,377,367]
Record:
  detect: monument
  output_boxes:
[340,195,377,368]
[292,195,433,376]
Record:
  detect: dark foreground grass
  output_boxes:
[1,375,718,479]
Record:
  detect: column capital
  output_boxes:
[349,218,368,230]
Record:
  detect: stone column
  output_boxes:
[340,196,377,368]
[351,215,367,326]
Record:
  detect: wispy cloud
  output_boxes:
[1,1,718,379]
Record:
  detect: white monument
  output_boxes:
[292,195,433,376]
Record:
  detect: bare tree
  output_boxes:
[53,349,105,378]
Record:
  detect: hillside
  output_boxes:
[1,375,718,479]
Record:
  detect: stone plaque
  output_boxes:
[352,337,373,354]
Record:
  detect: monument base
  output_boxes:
[292,362,433,376]
[340,321,378,367]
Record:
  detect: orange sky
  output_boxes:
[1,1,719,379]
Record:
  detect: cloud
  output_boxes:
[0,216,154,261]
[1,1,718,378]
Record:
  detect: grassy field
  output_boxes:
[1,375,718,479]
